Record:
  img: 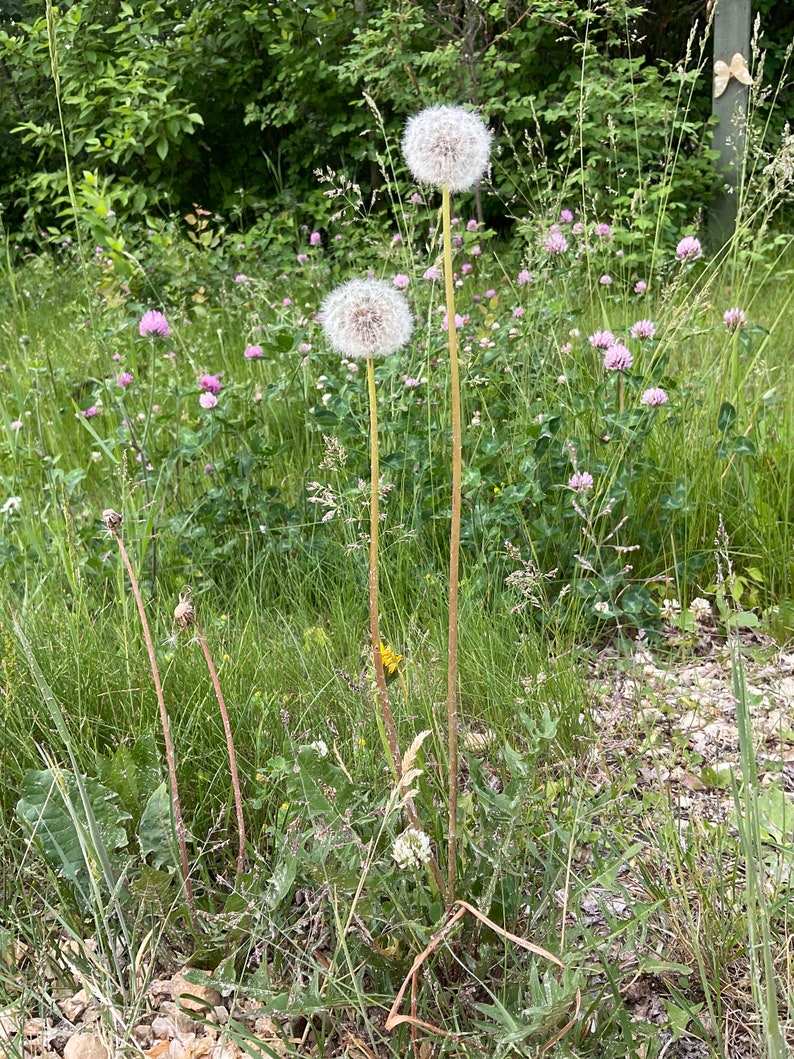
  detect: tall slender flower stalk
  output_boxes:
[321,279,448,901]
[403,104,491,902]
[174,593,246,881]
[102,509,197,928]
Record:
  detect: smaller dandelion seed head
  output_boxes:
[402,105,492,192]
[102,508,123,532]
[392,828,432,870]
[320,278,413,360]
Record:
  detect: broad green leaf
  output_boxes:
[16,768,130,892]
[137,782,176,870]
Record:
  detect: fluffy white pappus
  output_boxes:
[320,278,413,360]
[402,105,491,193]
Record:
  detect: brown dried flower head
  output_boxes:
[174,598,195,630]
[102,508,123,532]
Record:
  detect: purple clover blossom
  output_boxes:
[588,330,616,350]
[630,319,656,340]
[392,273,410,289]
[81,406,99,418]
[409,192,424,205]
[634,280,647,294]
[517,269,533,285]
[234,274,249,283]
[596,222,612,237]
[403,376,425,388]
[199,373,223,395]
[676,236,703,263]
[117,371,134,387]
[199,392,218,409]
[599,274,612,286]
[568,471,594,493]
[466,219,479,231]
[461,262,473,275]
[560,209,574,223]
[444,311,470,328]
[641,387,668,406]
[572,221,584,235]
[603,344,633,371]
[423,266,441,281]
[545,231,568,255]
[512,306,525,318]
[244,345,264,359]
[309,231,321,246]
[724,307,747,332]
[204,463,214,475]
[297,253,309,264]
[139,310,170,338]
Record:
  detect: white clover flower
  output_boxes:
[661,598,681,622]
[402,105,492,193]
[689,597,712,623]
[320,279,413,360]
[1,496,21,516]
[392,828,432,870]
[309,739,329,758]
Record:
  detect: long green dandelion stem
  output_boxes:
[442,185,462,902]
[366,355,403,777]
[366,359,448,903]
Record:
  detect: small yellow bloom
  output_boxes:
[358,737,366,748]
[379,642,403,676]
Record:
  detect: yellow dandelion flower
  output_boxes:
[379,642,403,676]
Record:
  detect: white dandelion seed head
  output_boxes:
[320,278,413,360]
[392,828,432,870]
[402,105,492,193]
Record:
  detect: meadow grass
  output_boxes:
[1,130,794,1056]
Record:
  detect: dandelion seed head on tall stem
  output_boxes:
[402,105,491,193]
[320,278,413,360]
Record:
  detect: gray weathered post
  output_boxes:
[709,0,753,247]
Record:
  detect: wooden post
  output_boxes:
[708,0,753,248]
